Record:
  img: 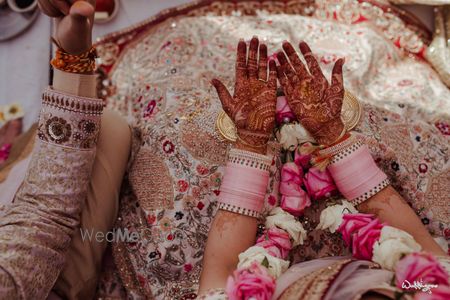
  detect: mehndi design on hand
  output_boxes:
[212,37,277,154]
[277,41,345,145]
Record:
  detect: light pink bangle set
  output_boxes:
[327,135,390,206]
[218,149,272,218]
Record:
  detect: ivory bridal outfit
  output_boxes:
[0,0,449,299]
[93,0,449,298]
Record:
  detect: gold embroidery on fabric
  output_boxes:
[180,122,228,165]
[92,1,450,298]
[425,171,450,221]
[129,147,174,210]
[1,140,97,298]
[279,259,352,300]
[380,124,414,167]
[38,88,103,149]
[112,240,152,299]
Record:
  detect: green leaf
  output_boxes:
[261,257,269,268]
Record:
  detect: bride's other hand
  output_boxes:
[211,37,277,155]
[277,41,345,145]
[38,0,95,54]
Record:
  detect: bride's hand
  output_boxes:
[212,37,277,155]
[38,0,95,54]
[276,41,345,145]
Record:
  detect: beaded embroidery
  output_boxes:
[218,202,261,219]
[228,148,272,171]
[38,88,103,149]
[319,134,357,158]
[330,141,364,165]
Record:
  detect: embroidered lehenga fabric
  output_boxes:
[93,1,450,298]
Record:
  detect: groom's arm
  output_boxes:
[0,90,101,298]
[0,68,101,299]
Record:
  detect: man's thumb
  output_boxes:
[56,2,94,54]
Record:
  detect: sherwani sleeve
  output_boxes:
[0,87,103,299]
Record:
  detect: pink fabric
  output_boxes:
[328,145,387,200]
[273,256,393,300]
[219,163,269,212]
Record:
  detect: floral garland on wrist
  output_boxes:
[225,97,449,300]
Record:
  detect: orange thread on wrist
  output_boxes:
[51,47,97,74]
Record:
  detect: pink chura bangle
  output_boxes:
[218,149,271,218]
[328,144,390,205]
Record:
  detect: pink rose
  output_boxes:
[396,252,449,289]
[337,213,376,246]
[303,167,337,200]
[351,218,383,260]
[256,228,292,259]
[414,285,450,300]
[281,162,303,186]
[280,191,311,217]
[276,96,296,124]
[226,262,276,300]
[255,239,282,258]
[279,181,303,196]
[294,148,311,170]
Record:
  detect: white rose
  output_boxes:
[277,124,315,151]
[372,226,422,270]
[316,200,357,233]
[237,246,289,278]
[265,207,307,247]
[3,103,24,121]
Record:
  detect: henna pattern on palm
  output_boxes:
[212,37,277,154]
[277,41,345,145]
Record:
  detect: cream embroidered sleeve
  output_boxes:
[0,87,103,299]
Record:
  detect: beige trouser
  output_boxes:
[52,109,131,299]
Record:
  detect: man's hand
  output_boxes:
[38,0,95,54]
